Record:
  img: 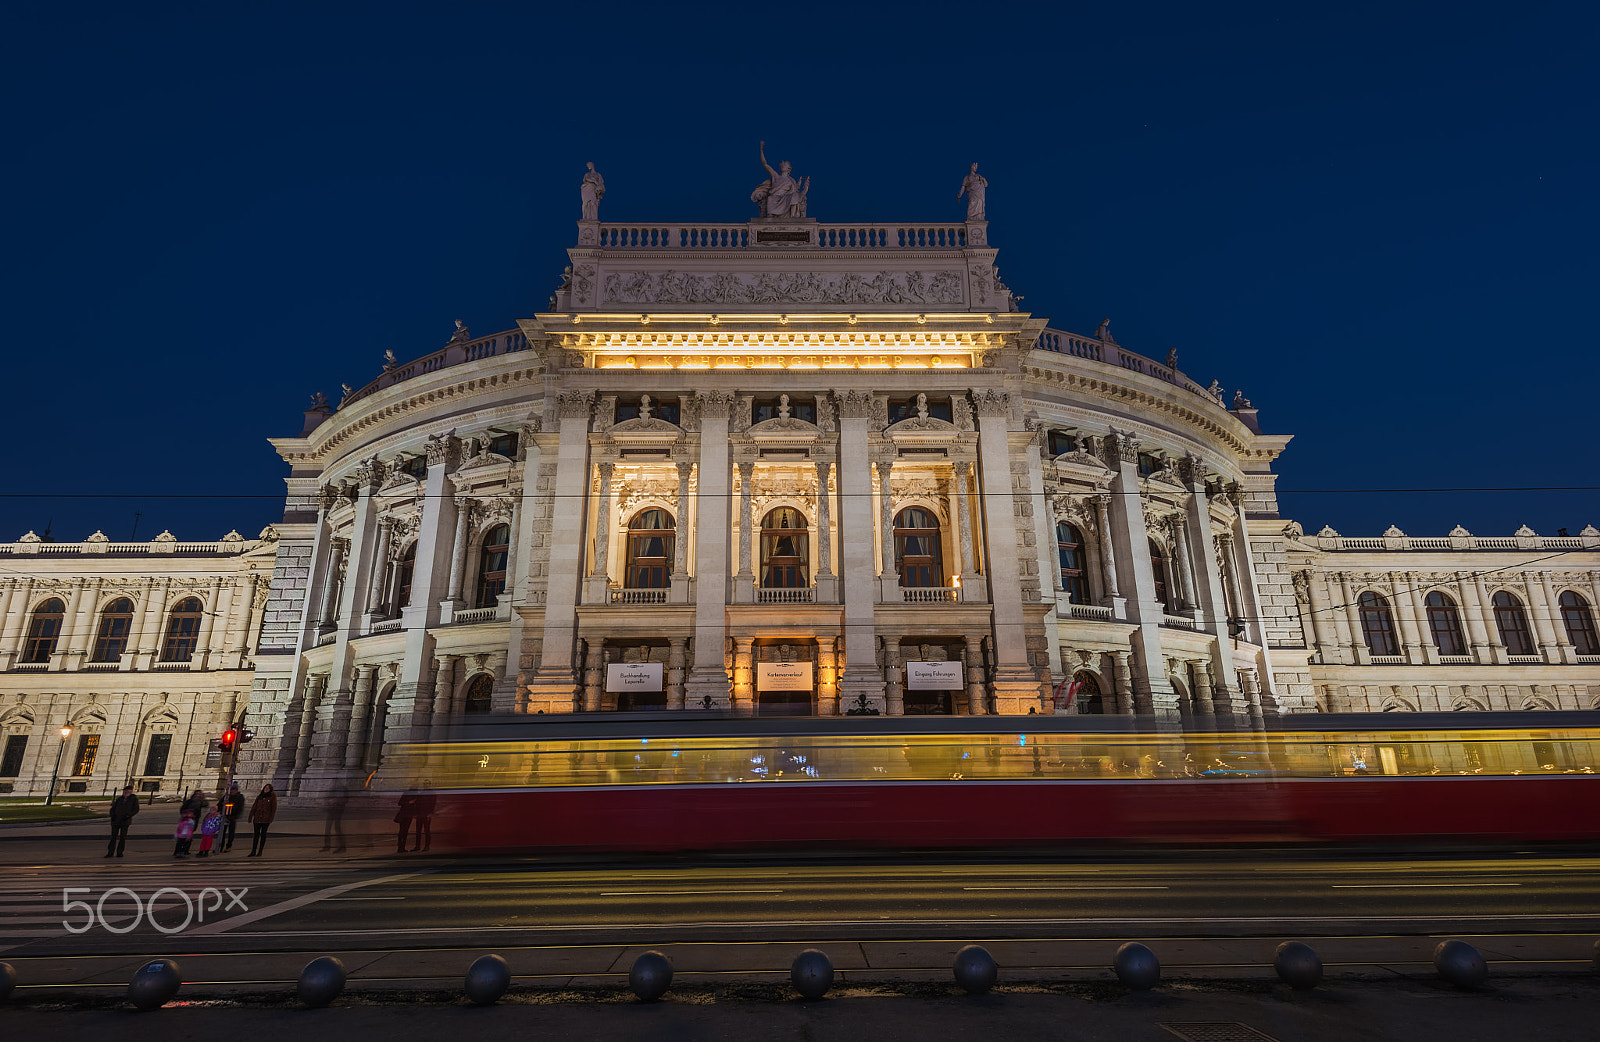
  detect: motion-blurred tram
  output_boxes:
[377,712,1600,852]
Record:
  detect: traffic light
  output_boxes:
[239,727,255,744]
[219,729,237,754]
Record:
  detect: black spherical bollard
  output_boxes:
[1112,942,1160,990]
[1433,940,1487,989]
[790,949,834,1000]
[1,962,17,1002]
[952,944,998,994]
[1273,941,1323,990]
[127,959,182,1012]
[297,956,347,1008]
[629,951,673,1002]
[464,954,511,1006]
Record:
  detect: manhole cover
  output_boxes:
[1160,1025,1280,1042]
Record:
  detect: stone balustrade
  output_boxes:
[1311,527,1600,551]
[336,330,532,412]
[592,222,968,250]
[1034,328,1222,407]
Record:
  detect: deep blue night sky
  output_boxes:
[3,1,1595,543]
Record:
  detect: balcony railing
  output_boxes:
[901,586,960,604]
[370,619,403,634]
[611,588,669,605]
[1062,602,1114,621]
[1161,614,1202,631]
[453,606,499,624]
[756,587,815,604]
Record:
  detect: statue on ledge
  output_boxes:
[579,162,605,220]
[752,141,809,218]
[958,162,987,220]
[447,319,472,345]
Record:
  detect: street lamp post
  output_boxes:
[45,725,72,806]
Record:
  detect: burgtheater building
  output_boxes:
[2,157,1598,796]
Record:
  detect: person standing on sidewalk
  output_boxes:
[246,784,277,857]
[197,806,224,857]
[393,790,417,853]
[173,810,196,857]
[220,782,245,852]
[322,782,349,853]
[106,785,139,858]
[412,784,436,852]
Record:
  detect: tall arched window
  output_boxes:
[1074,670,1104,715]
[1358,591,1398,656]
[161,598,204,662]
[1148,539,1170,608]
[760,508,809,588]
[1424,592,1466,656]
[1056,522,1089,604]
[92,598,135,662]
[625,509,675,589]
[463,673,494,714]
[1492,591,1534,655]
[21,598,65,664]
[894,507,944,587]
[393,544,416,611]
[475,524,510,607]
[1559,591,1599,655]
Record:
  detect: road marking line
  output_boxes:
[962,886,1168,891]
[600,890,784,896]
[185,872,425,936]
[1330,883,1522,888]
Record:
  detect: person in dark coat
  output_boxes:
[412,786,436,852]
[107,785,140,857]
[394,791,417,853]
[221,782,246,852]
[246,784,277,857]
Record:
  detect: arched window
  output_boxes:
[1424,592,1466,656]
[1074,671,1105,715]
[894,507,944,588]
[161,598,204,662]
[1492,591,1534,655]
[475,524,510,607]
[760,507,809,588]
[1559,591,1599,655]
[1148,539,1170,608]
[21,598,65,664]
[463,673,494,714]
[625,509,675,589]
[393,544,416,611]
[1056,522,1089,604]
[1358,591,1398,656]
[92,598,135,662]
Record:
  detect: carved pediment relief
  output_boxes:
[885,415,960,436]
[609,416,684,437]
[748,416,821,437]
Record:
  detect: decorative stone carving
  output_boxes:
[971,388,1011,417]
[813,394,835,432]
[731,396,752,432]
[1104,427,1140,465]
[1316,525,1339,538]
[1382,525,1406,538]
[258,525,280,542]
[1449,524,1471,537]
[579,162,605,220]
[958,162,987,220]
[1282,520,1305,539]
[448,319,472,345]
[834,390,874,419]
[751,141,809,218]
[425,430,459,466]
[602,269,964,306]
[1180,453,1208,487]
[870,396,889,431]
[950,395,974,431]
[556,390,595,420]
[592,396,616,431]
[697,390,734,419]
[1514,524,1537,537]
[884,415,960,435]
[563,350,586,369]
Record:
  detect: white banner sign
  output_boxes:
[606,662,664,693]
[757,661,814,691]
[906,660,964,690]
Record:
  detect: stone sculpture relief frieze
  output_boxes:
[602,269,964,306]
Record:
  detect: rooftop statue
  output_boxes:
[751,141,809,219]
[448,319,472,344]
[580,161,605,220]
[958,162,987,220]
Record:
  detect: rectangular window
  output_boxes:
[616,397,680,425]
[488,432,519,458]
[753,397,817,425]
[163,618,200,662]
[142,733,172,776]
[1047,430,1080,457]
[887,397,953,424]
[72,734,100,777]
[0,735,27,777]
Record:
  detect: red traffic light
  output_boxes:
[220,729,237,751]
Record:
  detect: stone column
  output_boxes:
[1390,572,1425,662]
[834,392,886,711]
[815,637,839,716]
[735,460,756,600]
[1093,494,1121,601]
[54,578,85,669]
[344,665,377,769]
[1474,573,1508,663]
[1240,668,1265,728]
[1193,661,1217,716]
[685,392,734,709]
[444,496,473,605]
[0,576,32,668]
[1099,427,1176,715]
[1528,573,1568,663]
[1297,571,1334,663]
[732,637,755,716]
[666,636,687,709]
[591,462,615,578]
[814,461,834,576]
[954,459,978,576]
[526,398,591,711]
[291,673,327,780]
[191,577,222,667]
[364,520,393,615]
[428,655,457,735]
[1457,572,1493,662]
[1112,650,1134,716]
[582,641,604,712]
[874,457,896,576]
[673,461,692,577]
[884,639,904,716]
[1170,516,1198,614]
[963,636,986,716]
[1317,572,1353,663]
[318,540,346,630]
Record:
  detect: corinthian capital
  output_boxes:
[555,389,595,420]
[697,390,735,419]
[969,388,1012,417]
[833,390,875,419]
[424,430,460,466]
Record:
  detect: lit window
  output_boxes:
[161,598,204,662]
[92,598,135,662]
[1492,591,1534,655]
[21,598,64,664]
[1560,591,1599,655]
[1424,592,1466,656]
[1358,592,1398,656]
[625,509,675,589]
[894,508,944,587]
[760,508,809,588]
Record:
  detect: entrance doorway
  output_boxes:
[754,640,816,716]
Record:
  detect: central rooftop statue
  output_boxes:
[750,140,810,219]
